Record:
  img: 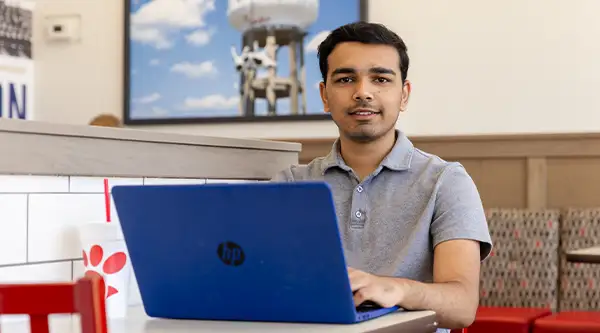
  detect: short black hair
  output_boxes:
[317,21,409,84]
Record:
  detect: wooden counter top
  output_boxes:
[0,119,301,180]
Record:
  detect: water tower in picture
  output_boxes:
[228,0,318,117]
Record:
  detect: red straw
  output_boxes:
[104,178,111,223]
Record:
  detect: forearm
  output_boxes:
[393,278,478,329]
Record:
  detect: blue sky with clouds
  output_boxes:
[128,0,360,120]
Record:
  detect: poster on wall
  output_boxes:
[123,0,368,125]
[0,0,34,120]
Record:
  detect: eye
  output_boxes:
[375,77,391,83]
[336,77,353,83]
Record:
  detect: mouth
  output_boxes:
[348,109,381,118]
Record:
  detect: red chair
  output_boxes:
[466,306,553,333]
[533,311,600,333]
[0,272,108,333]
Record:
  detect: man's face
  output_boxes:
[319,42,410,143]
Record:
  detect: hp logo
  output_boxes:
[217,241,245,266]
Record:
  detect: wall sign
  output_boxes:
[0,0,34,120]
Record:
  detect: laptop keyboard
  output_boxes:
[356,301,383,312]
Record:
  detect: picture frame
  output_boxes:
[123,0,368,125]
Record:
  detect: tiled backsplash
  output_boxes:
[0,174,258,306]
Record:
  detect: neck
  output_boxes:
[338,130,397,180]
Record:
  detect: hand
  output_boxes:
[348,267,404,308]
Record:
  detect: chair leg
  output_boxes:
[76,274,108,333]
[29,314,50,333]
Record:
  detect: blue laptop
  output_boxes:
[111,181,400,324]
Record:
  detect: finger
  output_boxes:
[348,267,361,277]
[348,268,367,281]
[353,286,376,306]
[349,272,370,292]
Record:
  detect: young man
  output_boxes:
[271,22,492,330]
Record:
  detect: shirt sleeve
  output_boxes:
[430,162,493,261]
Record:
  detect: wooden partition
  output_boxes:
[273,133,600,209]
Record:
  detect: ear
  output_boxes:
[319,81,329,113]
[399,79,412,112]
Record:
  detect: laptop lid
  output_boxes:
[112,181,369,324]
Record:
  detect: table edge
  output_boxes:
[370,312,438,333]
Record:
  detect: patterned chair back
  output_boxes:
[479,209,560,311]
[558,208,600,311]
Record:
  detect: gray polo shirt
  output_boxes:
[271,129,493,283]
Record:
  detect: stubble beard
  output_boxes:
[339,112,397,144]
[343,126,385,143]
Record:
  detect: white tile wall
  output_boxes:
[0,174,259,309]
[0,194,27,265]
[28,193,119,262]
[0,261,72,283]
[69,176,143,193]
[0,175,69,193]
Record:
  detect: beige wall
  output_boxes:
[32,0,124,126]
[31,0,600,138]
[370,0,600,136]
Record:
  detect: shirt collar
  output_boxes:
[321,129,415,174]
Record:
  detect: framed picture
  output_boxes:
[123,0,368,125]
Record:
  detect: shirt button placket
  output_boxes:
[350,184,366,229]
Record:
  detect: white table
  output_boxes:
[1,305,438,333]
[566,245,600,264]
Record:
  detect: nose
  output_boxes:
[352,79,374,102]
